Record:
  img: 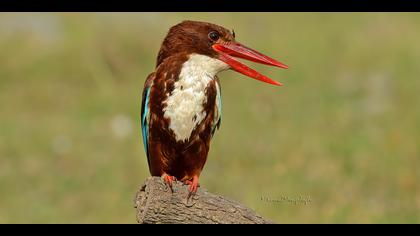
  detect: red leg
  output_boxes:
[161,173,176,193]
[186,175,199,195]
[184,179,200,188]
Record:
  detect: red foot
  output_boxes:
[185,175,199,195]
[161,173,176,192]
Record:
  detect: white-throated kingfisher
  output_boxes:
[141,21,288,194]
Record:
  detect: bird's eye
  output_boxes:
[208,31,220,41]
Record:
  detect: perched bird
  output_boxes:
[141,20,288,194]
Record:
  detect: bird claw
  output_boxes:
[161,173,176,193]
[184,176,199,199]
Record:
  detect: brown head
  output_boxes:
[157,20,288,86]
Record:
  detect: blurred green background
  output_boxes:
[0,13,419,223]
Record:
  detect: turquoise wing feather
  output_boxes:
[141,73,154,169]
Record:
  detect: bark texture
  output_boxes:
[134,177,274,224]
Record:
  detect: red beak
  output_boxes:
[213,42,288,86]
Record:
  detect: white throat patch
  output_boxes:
[163,54,228,142]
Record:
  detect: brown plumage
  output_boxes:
[156,21,234,66]
[145,70,219,181]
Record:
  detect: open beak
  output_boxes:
[213,42,288,86]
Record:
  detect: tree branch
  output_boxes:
[134,177,274,224]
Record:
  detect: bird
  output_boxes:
[141,20,288,195]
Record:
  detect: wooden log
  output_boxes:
[134,177,274,224]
